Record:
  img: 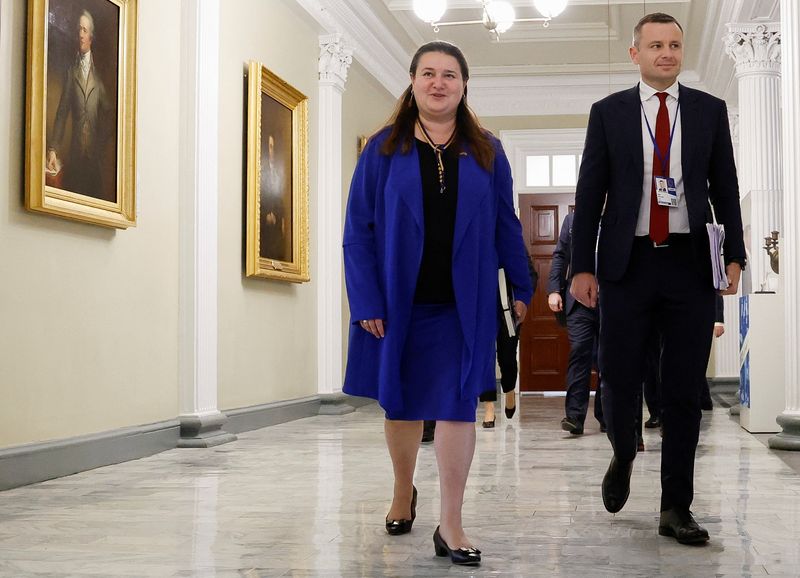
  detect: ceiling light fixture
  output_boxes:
[414,0,568,40]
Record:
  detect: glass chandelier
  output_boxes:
[413,0,568,39]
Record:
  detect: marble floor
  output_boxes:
[2,396,800,577]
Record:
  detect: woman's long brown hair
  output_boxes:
[379,41,495,172]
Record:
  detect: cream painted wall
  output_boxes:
[340,61,396,373]
[0,0,181,448]
[217,1,322,409]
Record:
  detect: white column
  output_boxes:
[770,1,800,450]
[177,0,235,447]
[724,23,782,292]
[712,112,742,380]
[316,34,352,395]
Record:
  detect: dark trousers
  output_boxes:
[643,331,662,418]
[599,236,715,511]
[480,324,519,402]
[565,303,604,426]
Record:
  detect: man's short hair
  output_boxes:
[80,9,95,38]
[633,13,683,48]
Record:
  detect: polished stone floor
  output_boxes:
[2,396,800,577]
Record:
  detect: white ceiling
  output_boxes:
[296,0,781,116]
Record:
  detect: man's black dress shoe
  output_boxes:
[658,508,709,545]
[700,397,713,411]
[561,417,584,435]
[602,456,633,513]
[433,526,481,566]
[386,486,417,535]
[644,415,661,428]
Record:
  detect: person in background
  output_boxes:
[700,294,725,410]
[342,41,532,566]
[547,212,605,435]
[481,260,538,428]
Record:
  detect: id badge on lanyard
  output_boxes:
[643,98,680,208]
[655,176,678,207]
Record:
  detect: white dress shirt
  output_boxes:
[635,80,690,236]
[80,51,92,84]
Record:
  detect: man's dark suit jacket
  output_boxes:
[571,84,745,283]
[547,212,579,317]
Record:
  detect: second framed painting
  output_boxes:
[245,62,309,282]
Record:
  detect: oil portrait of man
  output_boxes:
[259,94,293,263]
[45,1,119,203]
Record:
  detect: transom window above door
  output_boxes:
[499,129,587,196]
[525,154,582,187]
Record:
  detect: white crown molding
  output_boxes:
[467,70,704,117]
[386,0,690,9]
[294,0,409,96]
[482,20,620,44]
[471,62,636,76]
[293,0,765,116]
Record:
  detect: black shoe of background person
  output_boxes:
[700,395,713,411]
[505,404,516,419]
[561,417,584,435]
[421,421,436,444]
[482,419,495,429]
[644,415,661,428]
[637,436,645,452]
[658,508,710,545]
[602,456,634,513]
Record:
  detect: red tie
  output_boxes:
[649,92,670,244]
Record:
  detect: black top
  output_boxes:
[413,137,460,304]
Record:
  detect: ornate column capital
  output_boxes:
[724,23,781,76]
[318,33,353,89]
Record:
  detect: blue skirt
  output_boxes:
[385,304,479,422]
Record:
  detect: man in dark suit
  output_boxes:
[570,13,745,545]
[547,212,604,435]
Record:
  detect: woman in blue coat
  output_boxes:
[343,41,533,566]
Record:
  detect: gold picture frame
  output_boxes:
[25,0,137,229]
[245,62,309,282]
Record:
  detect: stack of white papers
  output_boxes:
[706,223,729,291]
[498,269,517,337]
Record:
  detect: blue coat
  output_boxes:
[342,128,533,414]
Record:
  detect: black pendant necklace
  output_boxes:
[417,120,456,194]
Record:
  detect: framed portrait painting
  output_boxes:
[25,0,137,228]
[246,62,309,282]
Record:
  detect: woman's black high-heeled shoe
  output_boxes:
[385,485,417,535]
[505,404,516,419]
[505,394,517,419]
[433,526,481,566]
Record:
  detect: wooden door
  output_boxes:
[518,194,573,392]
